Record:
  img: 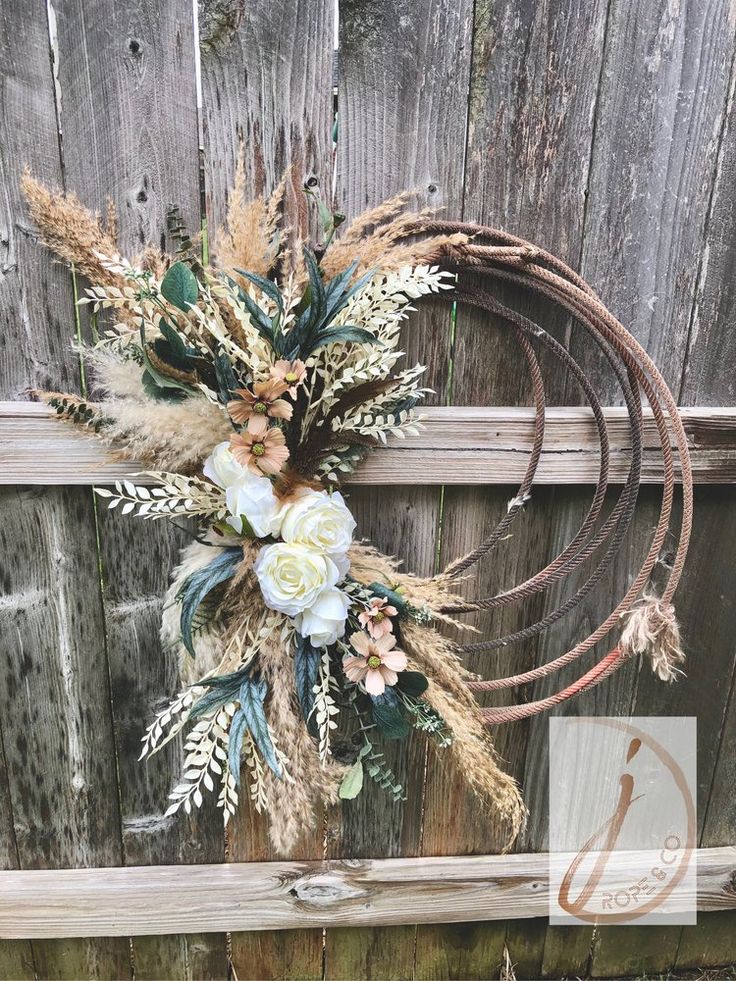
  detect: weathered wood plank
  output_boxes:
[5,402,734,484]
[674,16,736,969]
[50,0,229,976]
[0,847,732,939]
[420,0,610,977]
[0,1,130,977]
[331,1,474,976]
[555,1,736,975]
[199,2,335,978]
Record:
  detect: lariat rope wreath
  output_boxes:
[21,167,691,850]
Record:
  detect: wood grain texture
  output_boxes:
[199,2,335,978]
[4,402,735,485]
[331,1,474,976]
[0,846,732,939]
[0,1,130,977]
[568,2,736,975]
[419,1,610,977]
[50,0,228,976]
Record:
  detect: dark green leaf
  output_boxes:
[395,671,429,698]
[371,688,411,741]
[179,547,242,657]
[305,325,379,356]
[368,582,408,614]
[294,635,320,734]
[238,674,282,778]
[161,260,199,311]
[228,708,248,786]
[234,269,284,315]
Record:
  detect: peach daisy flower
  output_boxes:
[230,427,289,476]
[342,631,408,696]
[358,596,398,639]
[227,379,293,435]
[270,359,307,399]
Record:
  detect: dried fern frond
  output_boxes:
[21,169,123,286]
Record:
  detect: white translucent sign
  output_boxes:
[548,717,697,925]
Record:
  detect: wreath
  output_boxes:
[21,160,691,851]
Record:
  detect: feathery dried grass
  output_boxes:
[348,542,472,630]
[213,151,285,278]
[260,635,345,853]
[401,621,525,847]
[21,169,123,286]
[321,196,469,280]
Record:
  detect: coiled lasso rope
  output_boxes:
[408,219,693,725]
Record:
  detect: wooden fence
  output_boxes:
[1,0,736,978]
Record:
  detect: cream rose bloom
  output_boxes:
[279,490,355,569]
[203,441,282,538]
[254,543,341,617]
[296,587,351,647]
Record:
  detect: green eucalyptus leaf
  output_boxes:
[161,260,199,311]
[338,758,364,800]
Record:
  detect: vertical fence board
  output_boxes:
[333,1,474,978]
[51,1,229,977]
[561,2,736,974]
[419,2,609,978]
[0,1,130,978]
[199,2,334,978]
[675,37,736,971]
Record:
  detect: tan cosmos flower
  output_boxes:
[270,359,307,398]
[227,379,293,435]
[230,427,289,476]
[358,596,398,639]
[342,631,408,696]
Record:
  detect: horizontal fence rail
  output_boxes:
[2,402,736,485]
[0,848,733,939]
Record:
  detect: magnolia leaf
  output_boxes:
[179,547,242,657]
[338,758,364,800]
[371,688,411,741]
[161,260,198,311]
[238,674,282,778]
[395,671,429,698]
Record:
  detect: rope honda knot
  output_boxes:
[620,594,685,683]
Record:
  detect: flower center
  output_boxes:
[253,401,268,414]
[367,654,382,669]
[251,442,266,457]
[373,611,385,622]
[285,372,298,383]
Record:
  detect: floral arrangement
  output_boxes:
[22,163,524,850]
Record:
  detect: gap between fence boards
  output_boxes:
[2,403,736,485]
[0,847,732,938]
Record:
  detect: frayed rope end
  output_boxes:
[620,594,686,683]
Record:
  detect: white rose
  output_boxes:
[202,440,245,488]
[296,587,351,647]
[279,490,356,564]
[254,543,341,617]
[203,441,282,538]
